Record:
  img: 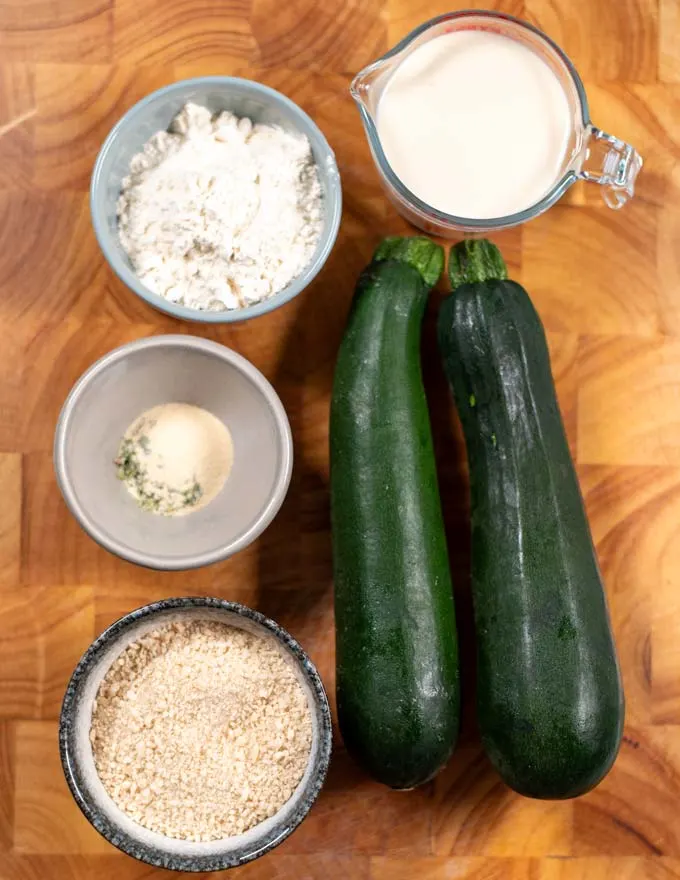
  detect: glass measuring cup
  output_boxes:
[351,11,643,236]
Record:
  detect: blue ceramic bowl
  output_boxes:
[60,597,333,872]
[90,77,342,323]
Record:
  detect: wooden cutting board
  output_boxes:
[0,0,678,877]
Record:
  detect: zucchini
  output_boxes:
[331,236,460,789]
[438,239,624,799]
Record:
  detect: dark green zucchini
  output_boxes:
[331,236,460,789]
[438,239,624,799]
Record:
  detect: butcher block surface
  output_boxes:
[1,0,679,877]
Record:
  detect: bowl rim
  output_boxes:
[59,597,333,872]
[90,75,343,324]
[53,334,293,570]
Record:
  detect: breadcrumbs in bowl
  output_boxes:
[59,598,332,872]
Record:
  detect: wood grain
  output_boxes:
[371,858,680,880]
[522,205,660,336]
[251,0,385,72]
[0,587,94,720]
[659,0,680,83]
[0,65,34,190]
[0,0,677,876]
[658,163,680,335]
[578,336,680,465]
[431,747,572,856]
[113,0,255,66]
[0,723,15,852]
[525,0,659,82]
[13,722,113,854]
[0,455,21,586]
[0,1,113,63]
[573,729,680,856]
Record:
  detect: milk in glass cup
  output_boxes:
[351,11,642,236]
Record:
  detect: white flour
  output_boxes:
[117,103,324,311]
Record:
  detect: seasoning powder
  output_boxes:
[90,620,313,842]
[115,403,233,516]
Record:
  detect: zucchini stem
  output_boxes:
[373,236,444,289]
[448,239,508,290]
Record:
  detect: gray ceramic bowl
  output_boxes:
[60,597,333,872]
[90,76,342,323]
[54,335,293,570]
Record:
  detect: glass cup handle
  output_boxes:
[577,126,643,209]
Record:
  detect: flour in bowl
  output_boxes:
[117,103,324,311]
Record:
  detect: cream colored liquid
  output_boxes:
[377,30,573,219]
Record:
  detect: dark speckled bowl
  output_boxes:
[59,597,332,872]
